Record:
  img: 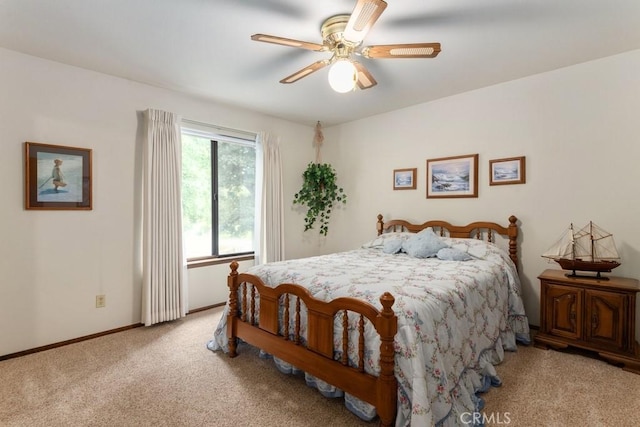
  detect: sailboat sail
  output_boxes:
[541,224,575,260]
[573,222,619,261]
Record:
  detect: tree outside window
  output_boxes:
[181,132,255,259]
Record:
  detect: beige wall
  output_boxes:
[321,49,640,335]
[0,47,314,356]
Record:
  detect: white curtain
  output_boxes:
[141,109,187,326]
[254,131,285,265]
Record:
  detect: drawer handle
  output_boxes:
[592,313,599,329]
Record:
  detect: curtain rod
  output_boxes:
[181,118,257,139]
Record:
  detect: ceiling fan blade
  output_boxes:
[280,60,329,84]
[251,34,326,51]
[343,0,388,45]
[353,61,377,90]
[362,43,441,59]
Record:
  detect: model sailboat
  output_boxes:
[542,222,621,279]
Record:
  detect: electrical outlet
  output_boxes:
[96,295,106,308]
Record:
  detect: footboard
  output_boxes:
[226,261,398,427]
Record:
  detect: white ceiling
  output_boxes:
[1,0,639,126]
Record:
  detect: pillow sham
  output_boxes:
[436,247,472,261]
[441,237,515,267]
[402,228,448,258]
[383,239,404,254]
[361,232,414,249]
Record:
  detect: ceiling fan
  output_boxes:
[251,0,441,93]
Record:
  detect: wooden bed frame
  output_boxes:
[225,214,519,426]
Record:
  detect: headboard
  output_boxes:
[376,214,519,269]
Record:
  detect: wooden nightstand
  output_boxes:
[534,269,640,374]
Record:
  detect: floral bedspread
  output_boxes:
[208,236,530,427]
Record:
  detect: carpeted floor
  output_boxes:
[1,307,639,426]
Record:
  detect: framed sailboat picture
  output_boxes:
[24,142,93,210]
[489,156,526,185]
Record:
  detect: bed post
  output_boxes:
[227,261,239,357]
[377,214,384,236]
[377,292,397,427]
[508,215,518,270]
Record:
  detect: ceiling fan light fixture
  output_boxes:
[328,59,357,93]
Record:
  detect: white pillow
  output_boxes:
[361,232,414,249]
[436,247,472,261]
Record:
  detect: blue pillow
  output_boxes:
[383,239,404,254]
[437,247,472,261]
[402,229,448,258]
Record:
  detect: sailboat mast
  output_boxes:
[590,221,595,260]
[570,223,575,259]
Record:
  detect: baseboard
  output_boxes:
[187,302,225,314]
[0,303,226,361]
[0,323,143,361]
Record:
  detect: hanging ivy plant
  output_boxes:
[293,162,347,236]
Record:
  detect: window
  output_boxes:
[181,122,256,260]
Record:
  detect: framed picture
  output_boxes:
[489,156,526,185]
[426,154,478,198]
[24,142,92,210]
[393,168,417,190]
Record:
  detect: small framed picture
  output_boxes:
[426,154,478,198]
[24,142,93,210]
[393,168,417,190]
[489,156,526,185]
